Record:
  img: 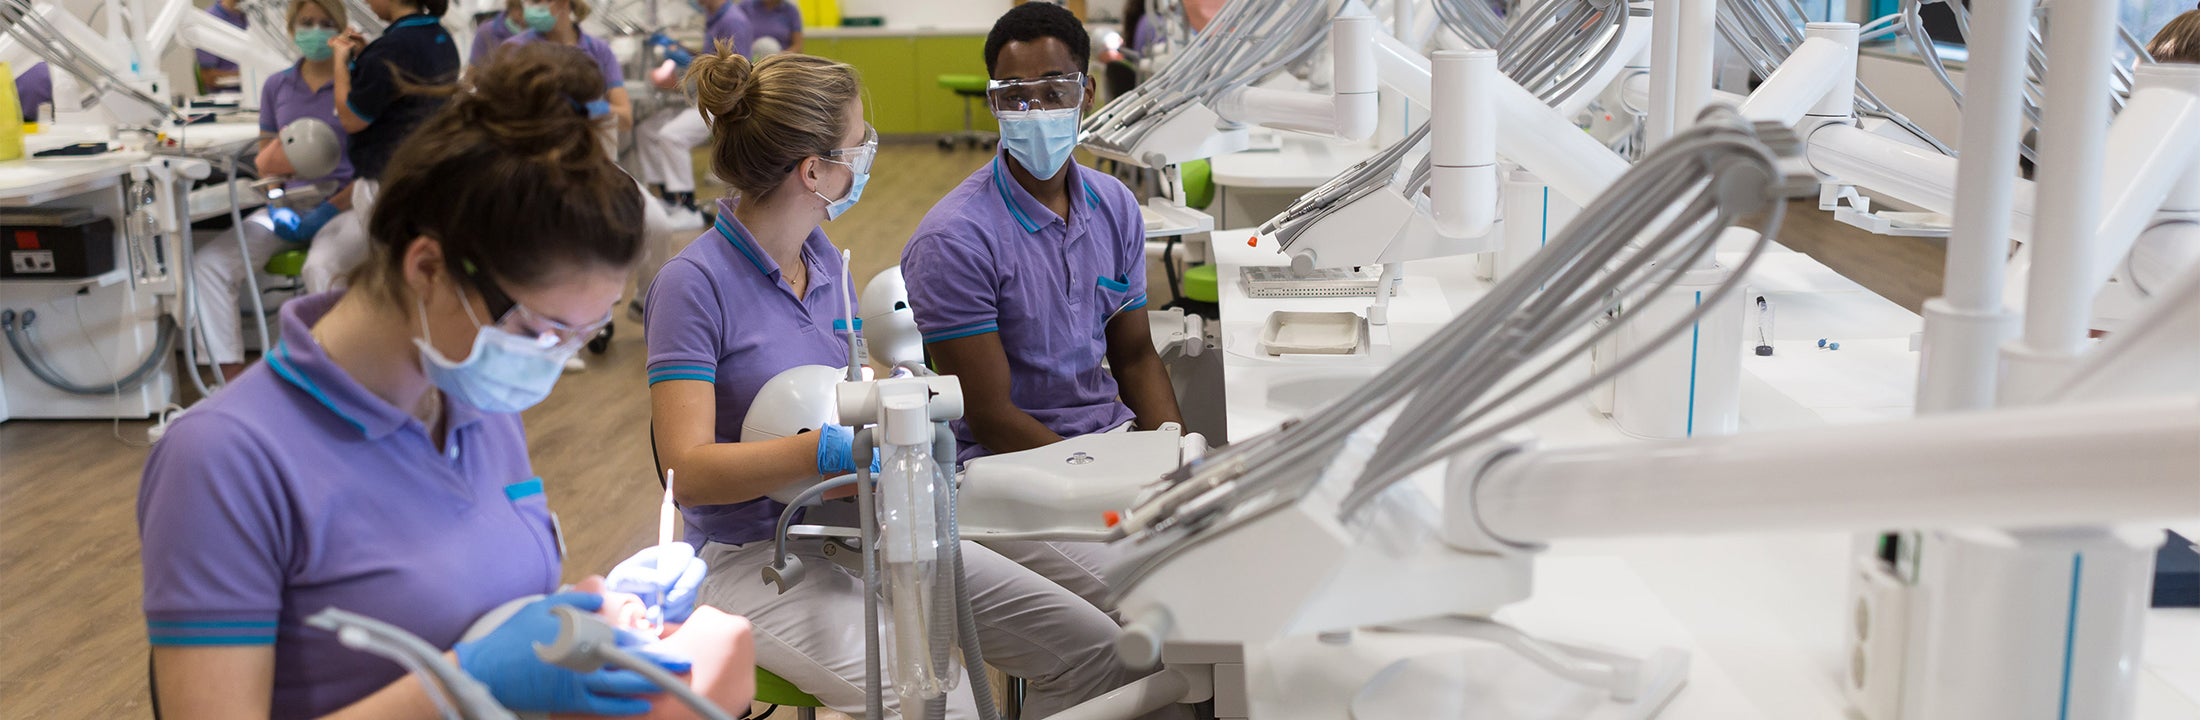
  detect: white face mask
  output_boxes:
[413,284,576,414]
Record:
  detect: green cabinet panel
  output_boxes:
[912,35,997,135]
[813,36,919,134]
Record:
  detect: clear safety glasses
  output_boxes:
[821,124,879,175]
[463,260,612,354]
[986,73,1087,114]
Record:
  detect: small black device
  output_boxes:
[1,208,116,279]
[32,142,109,157]
[1753,296,1775,356]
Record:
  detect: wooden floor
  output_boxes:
[0,143,1937,719]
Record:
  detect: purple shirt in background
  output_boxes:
[197,2,249,72]
[258,65,354,188]
[706,0,755,57]
[645,199,857,546]
[740,0,802,50]
[902,157,1147,462]
[503,30,624,89]
[504,30,625,88]
[469,12,524,65]
[1131,14,1159,53]
[14,62,48,122]
[138,291,559,719]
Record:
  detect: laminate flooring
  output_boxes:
[0,144,1938,718]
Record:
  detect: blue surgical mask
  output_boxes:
[414,289,573,414]
[997,107,1081,180]
[294,27,336,61]
[522,4,556,31]
[815,160,868,220]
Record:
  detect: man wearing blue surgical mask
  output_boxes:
[901,2,1187,618]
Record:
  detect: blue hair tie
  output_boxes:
[567,96,612,119]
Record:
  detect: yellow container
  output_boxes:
[0,61,24,161]
[801,0,839,28]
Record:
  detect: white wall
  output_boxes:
[1858,50,1965,147]
[836,0,1009,29]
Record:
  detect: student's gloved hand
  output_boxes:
[270,201,340,243]
[606,542,706,624]
[648,32,694,66]
[814,424,882,477]
[455,592,693,716]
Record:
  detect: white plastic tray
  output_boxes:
[1258,310,1365,356]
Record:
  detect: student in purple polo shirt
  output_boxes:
[13,62,48,122]
[191,0,356,382]
[468,0,526,65]
[140,46,699,719]
[646,49,1159,719]
[198,0,252,90]
[632,0,752,214]
[500,0,632,132]
[739,0,801,54]
[903,2,1183,465]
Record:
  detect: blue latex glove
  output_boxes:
[605,542,707,624]
[455,593,694,716]
[815,424,882,476]
[271,201,340,243]
[649,32,694,66]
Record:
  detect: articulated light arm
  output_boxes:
[171,1,295,74]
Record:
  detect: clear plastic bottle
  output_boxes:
[878,438,961,701]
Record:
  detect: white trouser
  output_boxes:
[189,209,287,366]
[634,107,709,193]
[633,181,702,303]
[699,539,1189,720]
[302,180,377,294]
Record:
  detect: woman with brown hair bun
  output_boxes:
[138,43,701,720]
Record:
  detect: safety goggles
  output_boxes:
[460,259,613,354]
[986,73,1086,114]
[819,124,879,175]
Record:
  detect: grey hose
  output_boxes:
[766,474,861,583]
[938,421,1002,720]
[853,428,885,720]
[1,309,177,395]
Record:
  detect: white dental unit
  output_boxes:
[0,0,310,423]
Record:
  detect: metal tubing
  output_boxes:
[2003,0,2121,404]
[1473,397,2201,543]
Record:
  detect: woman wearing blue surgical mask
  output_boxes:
[188,0,356,382]
[140,44,704,719]
[644,47,1154,720]
[498,0,632,134]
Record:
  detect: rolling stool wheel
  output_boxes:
[754,667,826,720]
[587,320,614,354]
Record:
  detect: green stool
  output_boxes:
[754,667,826,720]
[1181,263,1219,304]
[1179,158,1214,210]
[263,247,308,296]
[937,74,998,151]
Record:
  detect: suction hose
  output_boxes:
[1,308,176,396]
[939,420,1001,720]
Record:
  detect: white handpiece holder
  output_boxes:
[837,375,963,427]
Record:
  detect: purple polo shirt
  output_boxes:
[14,62,48,122]
[258,65,354,188]
[197,2,249,72]
[706,0,756,57]
[902,157,1147,462]
[139,291,560,719]
[504,30,624,90]
[645,200,856,546]
[740,0,801,49]
[1132,15,1159,53]
[469,12,524,65]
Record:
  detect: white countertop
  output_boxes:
[1205,228,2198,718]
[0,121,263,204]
[1208,134,1384,190]
[807,24,991,38]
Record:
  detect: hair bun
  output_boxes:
[457,43,610,161]
[686,49,756,124]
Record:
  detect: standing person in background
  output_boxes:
[632,0,752,219]
[501,0,632,133]
[193,0,357,382]
[198,0,252,91]
[739,0,801,54]
[469,0,527,65]
[303,0,461,293]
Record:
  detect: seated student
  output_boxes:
[197,0,251,91]
[500,0,632,133]
[305,0,461,293]
[903,1,1183,467]
[739,0,801,54]
[632,0,752,215]
[192,0,357,382]
[13,62,47,122]
[469,0,527,65]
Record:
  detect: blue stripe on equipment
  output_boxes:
[1686,291,1701,437]
[504,477,545,501]
[2057,553,2083,720]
